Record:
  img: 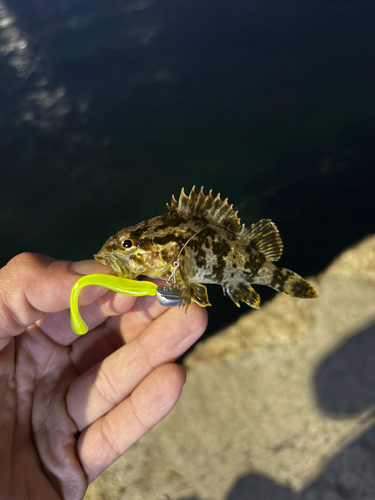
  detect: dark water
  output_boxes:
[0,0,374,335]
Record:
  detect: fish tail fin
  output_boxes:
[271,267,318,298]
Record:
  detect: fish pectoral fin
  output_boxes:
[224,282,261,309]
[244,219,283,262]
[189,282,211,307]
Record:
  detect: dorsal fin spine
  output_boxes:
[167,188,284,261]
[167,186,243,233]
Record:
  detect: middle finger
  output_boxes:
[66,303,207,430]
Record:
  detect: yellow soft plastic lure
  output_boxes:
[70,274,183,335]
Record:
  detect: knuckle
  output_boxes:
[94,368,118,408]
[137,335,156,370]
[0,253,56,334]
[100,414,122,456]
[3,252,51,275]
[128,395,150,432]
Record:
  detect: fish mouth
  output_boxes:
[94,251,129,277]
[93,252,108,265]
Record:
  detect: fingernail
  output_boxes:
[70,259,112,275]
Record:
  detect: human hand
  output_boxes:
[0,253,207,500]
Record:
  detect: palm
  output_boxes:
[0,254,207,500]
[2,332,84,499]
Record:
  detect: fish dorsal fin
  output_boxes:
[167,186,242,233]
[244,219,283,261]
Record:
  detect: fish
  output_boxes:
[94,186,318,308]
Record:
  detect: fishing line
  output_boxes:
[233,153,352,212]
[233,181,285,212]
[167,223,210,285]
[166,154,351,286]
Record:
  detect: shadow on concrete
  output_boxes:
[178,322,375,500]
[225,423,375,499]
[314,323,375,415]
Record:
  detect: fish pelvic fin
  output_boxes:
[224,282,261,309]
[270,267,318,298]
[182,282,211,308]
[190,282,211,307]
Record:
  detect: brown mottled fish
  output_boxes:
[94,187,317,308]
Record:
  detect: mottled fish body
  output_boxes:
[94,187,317,308]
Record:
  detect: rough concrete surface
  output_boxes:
[85,236,375,500]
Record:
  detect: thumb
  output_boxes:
[0,253,110,343]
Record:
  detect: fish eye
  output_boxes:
[121,238,134,249]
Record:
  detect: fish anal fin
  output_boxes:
[246,219,283,261]
[224,282,261,309]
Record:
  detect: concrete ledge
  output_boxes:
[86,236,375,500]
